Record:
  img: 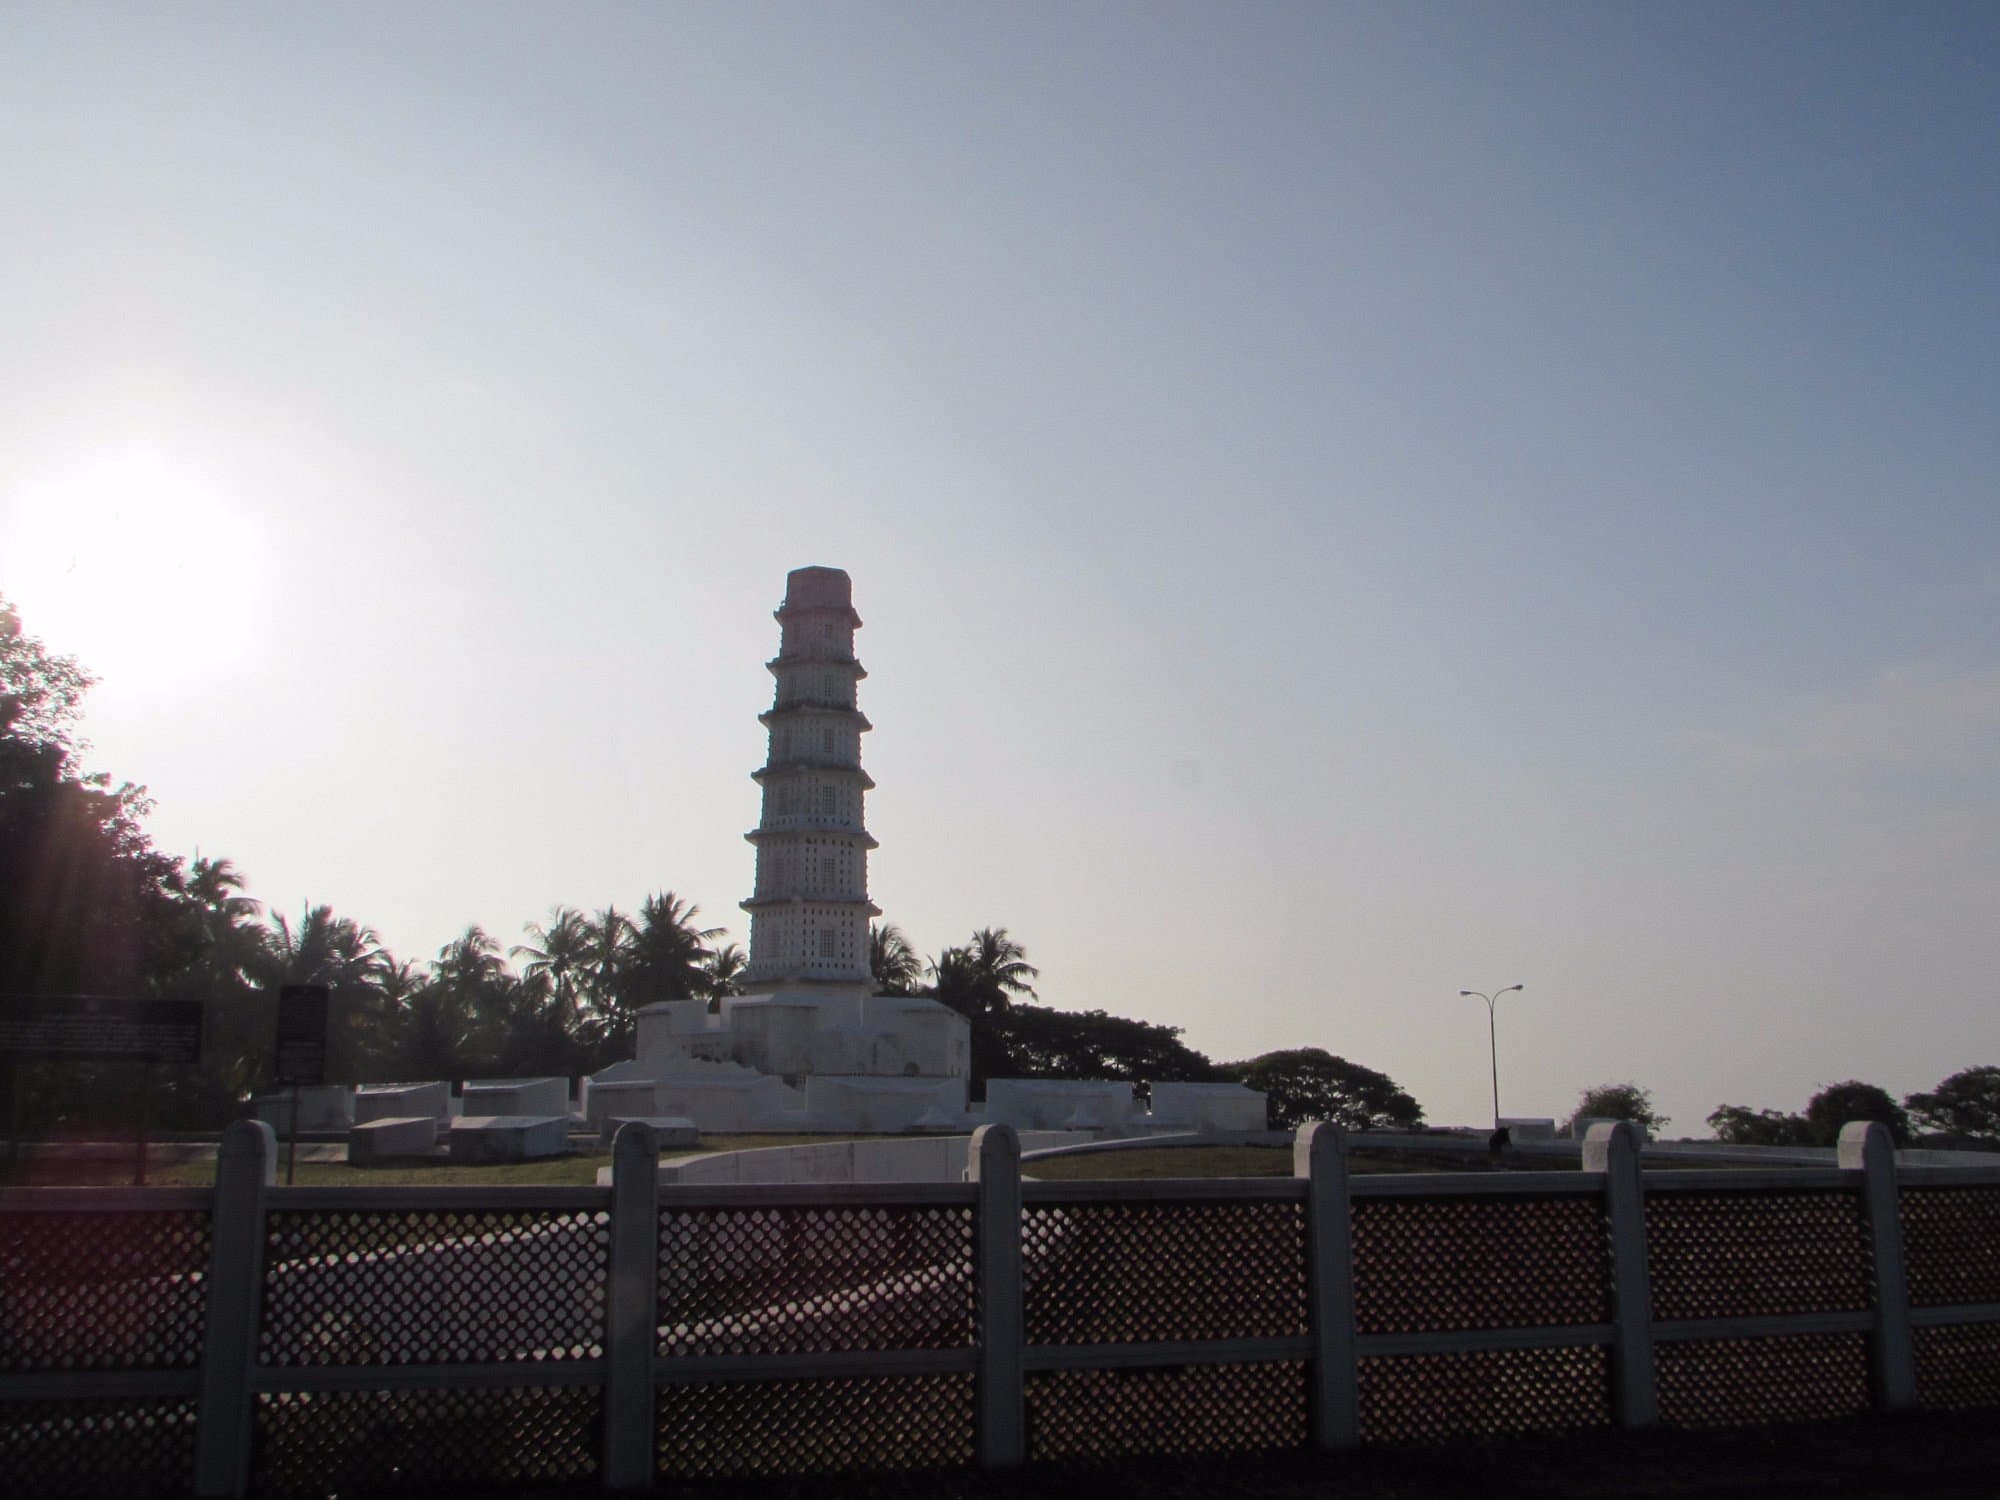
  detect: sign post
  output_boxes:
[0,997,203,1184]
[273,985,329,1187]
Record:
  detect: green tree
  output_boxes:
[257,903,393,1083]
[1564,1082,1669,1135]
[1221,1048,1423,1131]
[1706,1104,1814,1147]
[1805,1080,1910,1146]
[1905,1066,2000,1142]
[0,598,182,998]
[928,927,1038,1022]
[986,1007,1219,1099]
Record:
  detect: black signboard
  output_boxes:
[0,996,203,1064]
[274,985,329,1086]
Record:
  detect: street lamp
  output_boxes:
[1459,984,1524,1130]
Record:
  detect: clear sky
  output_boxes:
[4,4,1996,1134]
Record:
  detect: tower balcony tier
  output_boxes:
[766,655,866,678]
[773,601,863,628]
[739,894,882,916]
[745,826,878,849]
[758,703,873,730]
[751,762,875,788]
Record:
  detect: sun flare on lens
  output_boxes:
[3,453,259,691]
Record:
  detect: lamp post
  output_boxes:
[1459,984,1524,1130]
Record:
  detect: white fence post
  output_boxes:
[194,1119,275,1497]
[969,1123,1024,1467]
[1839,1121,1917,1410]
[1295,1121,1359,1448]
[1584,1121,1656,1427]
[605,1121,660,1490]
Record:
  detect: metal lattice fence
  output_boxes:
[1350,1192,1609,1334]
[0,1397,200,1495]
[1646,1190,1872,1321]
[1357,1347,1612,1442]
[1,1209,211,1372]
[1021,1196,1307,1345]
[253,1385,602,1493]
[657,1203,974,1357]
[657,1374,974,1476]
[260,1207,609,1366]
[6,1121,2000,1493]
[1655,1333,1871,1428]
[1913,1324,2000,1410]
[1900,1186,2000,1307]
[1026,1362,1308,1459]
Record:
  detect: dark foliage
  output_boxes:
[1220,1047,1423,1131]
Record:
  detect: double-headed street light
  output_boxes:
[1459,983,1524,1130]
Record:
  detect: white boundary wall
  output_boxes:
[643,1130,1086,1185]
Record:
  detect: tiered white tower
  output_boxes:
[740,566,880,996]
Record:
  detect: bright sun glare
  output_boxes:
[4,453,258,691]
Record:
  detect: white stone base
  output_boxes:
[584,1079,659,1134]
[348,1117,441,1164]
[461,1077,569,1117]
[355,1081,451,1126]
[985,1079,1137,1132]
[599,1115,699,1149]
[1148,1082,1269,1133]
[447,1115,571,1164]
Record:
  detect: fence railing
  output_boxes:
[3,1119,1999,1493]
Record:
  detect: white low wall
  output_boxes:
[639,1131,1087,1186]
[461,1077,569,1117]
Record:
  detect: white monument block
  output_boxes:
[448,1115,571,1164]
[586,1079,660,1133]
[355,1081,451,1127]
[347,1117,440,1165]
[461,1076,569,1117]
[252,1085,353,1136]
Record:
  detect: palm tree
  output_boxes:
[869,923,922,995]
[185,853,263,986]
[259,903,385,992]
[432,925,516,1072]
[257,903,392,1083]
[926,944,979,1020]
[625,891,725,1008]
[927,927,1039,1023]
[702,942,747,1008]
[964,927,1039,1007]
[513,905,595,1047]
[586,904,634,1014]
